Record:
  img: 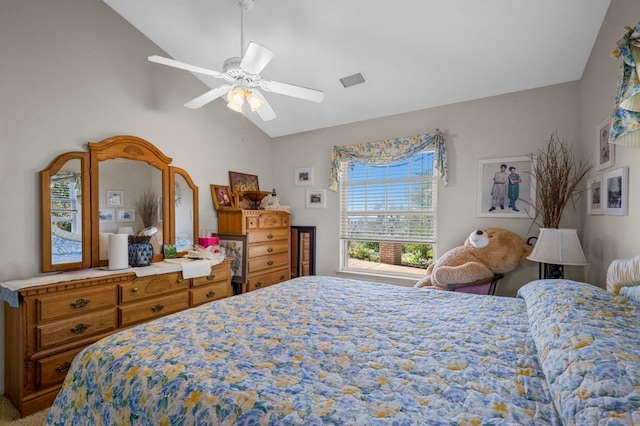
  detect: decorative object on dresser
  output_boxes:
[210,184,234,210]
[218,209,291,293]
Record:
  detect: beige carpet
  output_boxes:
[0,396,48,425]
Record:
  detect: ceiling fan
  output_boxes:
[148,0,324,121]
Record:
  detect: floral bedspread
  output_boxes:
[46,276,569,425]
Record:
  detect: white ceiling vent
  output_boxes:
[339,73,366,88]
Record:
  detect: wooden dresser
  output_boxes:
[218,210,291,293]
[4,259,231,417]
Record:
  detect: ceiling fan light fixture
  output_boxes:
[226,101,244,113]
[246,90,264,111]
[227,87,245,106]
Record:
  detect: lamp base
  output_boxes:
[539,263,564,279]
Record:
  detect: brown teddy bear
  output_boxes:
[414,228,532,290]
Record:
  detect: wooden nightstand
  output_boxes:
[447,273,504,295]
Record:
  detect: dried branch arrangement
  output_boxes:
[133,189,159,228]
[529,133,592,228]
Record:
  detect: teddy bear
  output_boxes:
[414,227,532,290]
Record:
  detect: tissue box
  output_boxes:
[198,237,219,248]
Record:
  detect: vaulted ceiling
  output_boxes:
[104,0,611,138]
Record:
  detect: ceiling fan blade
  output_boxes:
[184,84,232,109]
[148,55,225,78]
[252,90,277,121]
[240,42,274,75]
[261,80,324,103]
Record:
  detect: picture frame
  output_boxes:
[163,244,177,259]
[210,184,234,210]
[218,233,248,284]
[587,175,603,215]
[98,208,114,223]
[106,190,123,207]
[116,208,136,223]
[228,171,260,193]
[603,167,628,216]
[306,189,327,208]
[476,156,535,218]
[294,167,314,186]
[596,118,614,171]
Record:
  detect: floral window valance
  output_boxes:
[611,22,640,147]
[329,129,447,192]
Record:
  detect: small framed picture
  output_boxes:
[587,175,603,215]
[596,118,614,171]
[476,156,535,218]
[106,190,123,207]
[116,208,136,222]
[98,208,114,223]
[210,184,234,210]
[163,244,177,259]
[294,167,314,186]
[603,167,628,216]
[218,234,248,283]
[306,189,326,208]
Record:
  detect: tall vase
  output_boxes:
[128,235,153,267]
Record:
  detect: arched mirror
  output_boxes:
[89,135,171,267]
[41,152,91,271]
[170,167,199,253]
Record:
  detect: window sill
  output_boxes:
[335,269,420,287]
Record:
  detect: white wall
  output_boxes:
[579,0,640,285]
[272,81,582,295]
[0,0,273,394]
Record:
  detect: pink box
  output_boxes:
[198,237,219,248]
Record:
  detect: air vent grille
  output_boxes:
[339,73,366,88]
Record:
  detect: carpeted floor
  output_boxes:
[0,396,48,425]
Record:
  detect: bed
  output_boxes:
[45,275,640,425]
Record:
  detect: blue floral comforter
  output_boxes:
[46,277,640,425]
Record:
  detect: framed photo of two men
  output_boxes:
[476,156,535,219]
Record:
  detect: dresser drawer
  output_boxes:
[247,268,289,292]
[36,308,117,350]
[191,264,229,288]
[190,282,231,306]
[248,240,288,258]
[247,228,289,244]
[36,346,85,389]
[246,213,289,230]
[37,285,117,322]
[119,292,189,327]
[119,272,186,303]
[248,252,289,274]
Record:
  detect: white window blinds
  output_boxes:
[340,152,437,243]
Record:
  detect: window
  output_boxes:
[340,151,436,277]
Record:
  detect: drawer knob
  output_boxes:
[70,298,90,309]
[267,247,273,253]
[267,233,274,239]
[70,323,89,334]
[267,260,274,266]
[151,304,164,313]
[56,362,72,373]
[132,287,139,293]
[207,274,215,281]
[206,291,216,298]
[177,279,183,284]
[279,275,285,281]
[255,282,262,288]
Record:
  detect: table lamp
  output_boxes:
[527,228,588,279]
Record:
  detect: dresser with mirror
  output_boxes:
[5,135,232,417]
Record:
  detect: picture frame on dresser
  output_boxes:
[218,233,248,285]
[228,171,260,192]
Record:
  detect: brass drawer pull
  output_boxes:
[132,287,139,293]
[70,298,90,309]
[267,233,274,239]
[177,279,183,284]
[151,304,164,313]
[267,260,274,266]
[70,323,89,334]
[206,291,216,298]
[56,362,72,373]
[267,247,273,253]
[255,282,262,288]
[279,275,285,281]
[207,274,215,281]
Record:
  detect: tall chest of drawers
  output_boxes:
[218,209,291,293]
[4,259,231,417]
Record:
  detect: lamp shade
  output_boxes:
[527,228,588,266]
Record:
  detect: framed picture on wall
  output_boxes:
[106,190,123,207]
[218,233,247,283]
[603,167,628,216]
[98,208,114,223]
[116,208,136,223]
[306,189,327,208]
[294,167,314,186]
[476,156,535,218]
[587,175,603,215]
[596,118,614,171]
